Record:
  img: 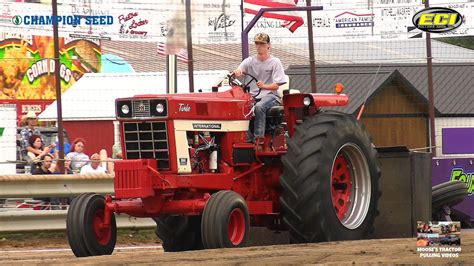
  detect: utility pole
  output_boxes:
[52,0,65,173]
[306,0,317,93]
[185,0,194,92]
[425,0,436,156]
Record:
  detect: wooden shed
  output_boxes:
[287,63,473,151]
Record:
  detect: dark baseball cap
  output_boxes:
[254,33,270,44]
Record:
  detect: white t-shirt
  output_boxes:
[80,164,107,174]
[67,152,90,170]
[238,55,287,100]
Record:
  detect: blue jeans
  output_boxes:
[249,95,280,142]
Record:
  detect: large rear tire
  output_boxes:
[67,193,117,257]
[280,111,381,243]
[201,190,250,249]
[153,215,202,252]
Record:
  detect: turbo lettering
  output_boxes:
[178,103,191,112]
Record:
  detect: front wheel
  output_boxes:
[201,190,250,249]
[280,111,381,243]
[67,193,117,257]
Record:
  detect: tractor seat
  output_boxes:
[266,105,285,127]
[265,75,299,126]
[266,105,284,118]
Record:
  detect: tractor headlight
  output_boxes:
[121,104,130,114]
[116,100,132,118]
[151,99,168,117]
[303,96,311,106]
[156,103,164,113]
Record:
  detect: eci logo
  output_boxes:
[412,7,463,33]
[11,15,113,26]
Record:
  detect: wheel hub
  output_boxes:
[228,208,245,245]
[330,143,371,229]
[93,209,112,245]
[331,154,353,222]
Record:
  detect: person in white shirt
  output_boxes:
[80,153,107,174]
[233,33,288,143]
[67,138,90,171]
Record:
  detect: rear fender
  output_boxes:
[282,93,349,109]
[283,93,349,137]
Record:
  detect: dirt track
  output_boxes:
[0,231,472,265]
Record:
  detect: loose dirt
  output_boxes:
[0,230,472,265]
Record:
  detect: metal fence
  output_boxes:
[0,174,155,232]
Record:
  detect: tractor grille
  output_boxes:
[123,121,170,170]
[132,100,150,118]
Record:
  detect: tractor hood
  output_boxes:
[116,86,253,121]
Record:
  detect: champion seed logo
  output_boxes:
[12,15,22,25]
[11,15,113,26]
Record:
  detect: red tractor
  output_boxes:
[66,73,380,257]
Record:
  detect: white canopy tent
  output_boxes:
[39,70,229,121]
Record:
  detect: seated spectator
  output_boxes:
[81,153,107,174]
[63,155,74,174]
[99,148,115,174]
[112,142,123,159]
[32,154,54,175]
[54,136,71,155]
[27,135,56,171]
[67,138,89,171]
[32,153,60,209]
[27,135,48,162]
[53,154,73,174]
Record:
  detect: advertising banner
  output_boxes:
[432,157,474,220]
[0,1,472,44]
[0,34,101,100]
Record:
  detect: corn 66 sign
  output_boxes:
[0,36,100,100]
[412,7,463,33]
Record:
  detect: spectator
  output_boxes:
[20,111,41,160]
[54,154,73,174]
[27,134,55,161]
[27,134,56,171]
[63,155,74,174]
[67,138,89,171]
[32,153,60,209]
[100,148,115,174]
[81,153,107,174]
[32,153,54,175]
[112,142,123,159]
[54,135,71,155]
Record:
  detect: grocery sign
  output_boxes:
[0,35,100,100]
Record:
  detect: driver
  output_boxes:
[233,32,288,143]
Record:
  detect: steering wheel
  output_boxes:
[228,72,261,98]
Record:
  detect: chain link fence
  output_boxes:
[0,0,473,167]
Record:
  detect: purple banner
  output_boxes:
[442,128,474,154]
[432,157,474,219]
